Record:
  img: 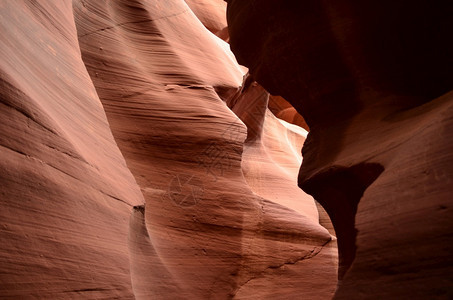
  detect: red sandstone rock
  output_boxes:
[228,77,338,298]
[227,0,453,298]
[1,0,337,299]
[0,1,143,298]
[74,0,337,297]
[184,0,229,40]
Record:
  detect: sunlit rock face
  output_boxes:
[184,0,230,40]
[227,0,453,299]
[0,0,337,299]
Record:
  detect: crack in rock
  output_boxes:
[233,239,332,298]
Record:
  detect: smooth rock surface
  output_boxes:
[184,0,229,40]
[227,0,453,299]
[1,0,337,299]
[0,1,144,298]
[227,77,338,298]
[74,0,337,298]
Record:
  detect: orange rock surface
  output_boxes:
[1,0,337,299]
[0,1,144,298]
[184,0,229,40]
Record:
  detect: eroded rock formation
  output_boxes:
[1,0,337,299]
[227,0,453,299]
[0,1,144,298]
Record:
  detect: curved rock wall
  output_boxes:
[74,0,337,297]
[184,0,229,40]
[227,0,453,299]
[1,0,337,299]
[0,1,144,298]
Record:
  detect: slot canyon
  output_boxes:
[0,0,452,299]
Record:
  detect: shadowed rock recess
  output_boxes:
[227,0,453,299]
[0,1,450,300]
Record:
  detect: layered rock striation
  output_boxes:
[0,1,144,298]
[1,0,337,299]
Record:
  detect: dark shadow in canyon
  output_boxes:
[301,163,384,279]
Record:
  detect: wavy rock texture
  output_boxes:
[227,0,453,299]
[227,78,337,298]
[1,0,337,299]
[0,1,144,298]
[74,0,337,298]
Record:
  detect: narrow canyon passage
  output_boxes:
[0,1,451,299]
[74,0,337,298]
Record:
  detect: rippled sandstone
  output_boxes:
[1,0,337,299]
